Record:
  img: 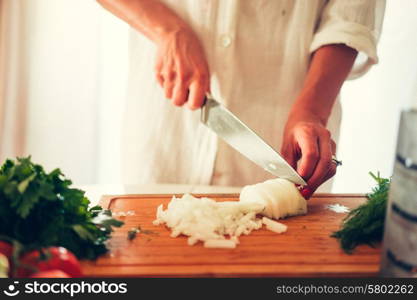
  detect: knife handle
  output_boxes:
[202,93,215,107]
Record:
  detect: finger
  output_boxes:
[171,79,188,107]
[306,131,334,192]
[164,82,175,100]
[323,162,337,183]
[187,78,207,110]
[322,139,338,184]
[156,73,164,87]
[330,139,336,154]
[163,71,176,99]
[296,130,319,181]
[155,57,164,87]
[304,164,337,199]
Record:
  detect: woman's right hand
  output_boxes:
[154,27,210,110]
[96,0,209,109]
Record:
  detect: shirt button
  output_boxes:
[221,35,232,47]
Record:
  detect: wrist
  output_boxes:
[289,93,333,126]
[287,105,327,128]
[153,21,191,45]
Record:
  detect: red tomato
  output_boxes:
[30,270,71,278]
[17,247,83,278]
[0,241,13,259]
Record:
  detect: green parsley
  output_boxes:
[0,157,123,260]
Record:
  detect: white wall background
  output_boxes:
[19,0,417,193]
[21,0,128,184]
[332,0,417,192]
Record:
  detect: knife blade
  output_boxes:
[200,95,307,186]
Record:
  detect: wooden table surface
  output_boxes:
[81,194,381,277]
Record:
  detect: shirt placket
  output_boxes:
[206,0,240,184]
[211,0,239,103]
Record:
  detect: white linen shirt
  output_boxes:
[122,0,385,188]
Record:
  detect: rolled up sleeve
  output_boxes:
[310,0,386,79]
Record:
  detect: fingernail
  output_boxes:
[300,187,312,200]
[187,103,198,110]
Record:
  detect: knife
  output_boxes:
[200,95,307,186]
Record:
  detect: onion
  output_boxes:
[153,178,305,248]
[204,239,236,249]
[262,217,287,233]
[153,194,265,248]
[239,178,307,220]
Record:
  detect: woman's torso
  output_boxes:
[122,0,340,190]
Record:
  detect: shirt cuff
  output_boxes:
[310,21,379,79]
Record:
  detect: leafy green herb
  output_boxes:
[127,227,141,240]
[332,172,390,253]
[0,157,123,260]
[127,225,158,240]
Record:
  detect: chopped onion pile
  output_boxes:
[153,193,288,248]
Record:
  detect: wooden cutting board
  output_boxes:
[81,194,381,277]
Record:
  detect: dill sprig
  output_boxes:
[331,172,390,253]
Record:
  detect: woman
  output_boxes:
[97,0,385,198]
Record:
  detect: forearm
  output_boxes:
[290,44,358,125]
[96,0,190,43]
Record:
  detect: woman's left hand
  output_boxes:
[281,109,337,199]
[280,44,357,199]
